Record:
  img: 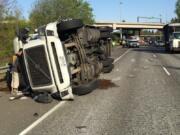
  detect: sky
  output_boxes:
[17,0,177,23]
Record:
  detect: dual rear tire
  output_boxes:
[101,57,114,73]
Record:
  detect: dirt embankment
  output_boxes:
[0,74,9,92]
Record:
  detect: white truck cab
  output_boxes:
[164,23,180,52]
[19,22,74,100]
[169,32,180,51]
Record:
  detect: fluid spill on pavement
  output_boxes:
[98,79,118,90]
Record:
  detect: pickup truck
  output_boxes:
[10,19,114,100]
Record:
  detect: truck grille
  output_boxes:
[25,46,52,87]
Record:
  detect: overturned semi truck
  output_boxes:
[11,19,114,100]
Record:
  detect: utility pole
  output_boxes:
[159,14,162,23]
[119,1,123,41]
[120,1,123,22]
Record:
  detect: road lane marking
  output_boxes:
[153,54,157,58]
[162,66,171,76]
[113,49,130,64]
[19,101,66,135]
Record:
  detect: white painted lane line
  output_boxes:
[19,101,66,135]
[153,54,157,58]
[162,66,171,76]
[113,49,130,64]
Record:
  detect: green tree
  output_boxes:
[175,0,180,22]
[0,0,27,64]
[171,17,179,23]
[29,0,94,28]
[0,0,17,20]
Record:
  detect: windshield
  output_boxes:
[173,33,180,39]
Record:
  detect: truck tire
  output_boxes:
[98,27,113,32]
[102,64,114,73]
[72,79,99,96]
[101,58,114,67]
[58,19,83,32]
[100,32,111,39]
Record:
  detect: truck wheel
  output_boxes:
[102,64,114,73]
[100,32,111,39]
[101,58,114,67]
[72,79,99,96]
[57,19,83,31]
[98,27,113,32]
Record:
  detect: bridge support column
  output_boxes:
[138,29,141,36]
[112,23,117,30]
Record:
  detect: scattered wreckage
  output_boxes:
[7,19,114,100]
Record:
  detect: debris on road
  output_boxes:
[153,54,157,58]
[9,95,25,101]
[128,74,136,78]
[33,92,53,104]
[131,58,136,63]
[112,77,122,82]
[33,113,39,117]
[20,96,29,100]
[148,58,154,62]
[143,66,149,70]
[76,126,87,133]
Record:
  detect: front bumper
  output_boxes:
[173,47,180,51]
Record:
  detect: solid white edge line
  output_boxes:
[162,66,171,76]
[113,49,130,64]
[19,101,66,135]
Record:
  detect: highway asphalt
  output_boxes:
[1,46,180,135]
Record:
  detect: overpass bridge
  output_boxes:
[94,22,165,30]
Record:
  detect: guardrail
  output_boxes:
[0,64,8,74]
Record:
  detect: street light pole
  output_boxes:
[159,14,162,23]
[119,1,123,41]
[120,1,123,22]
